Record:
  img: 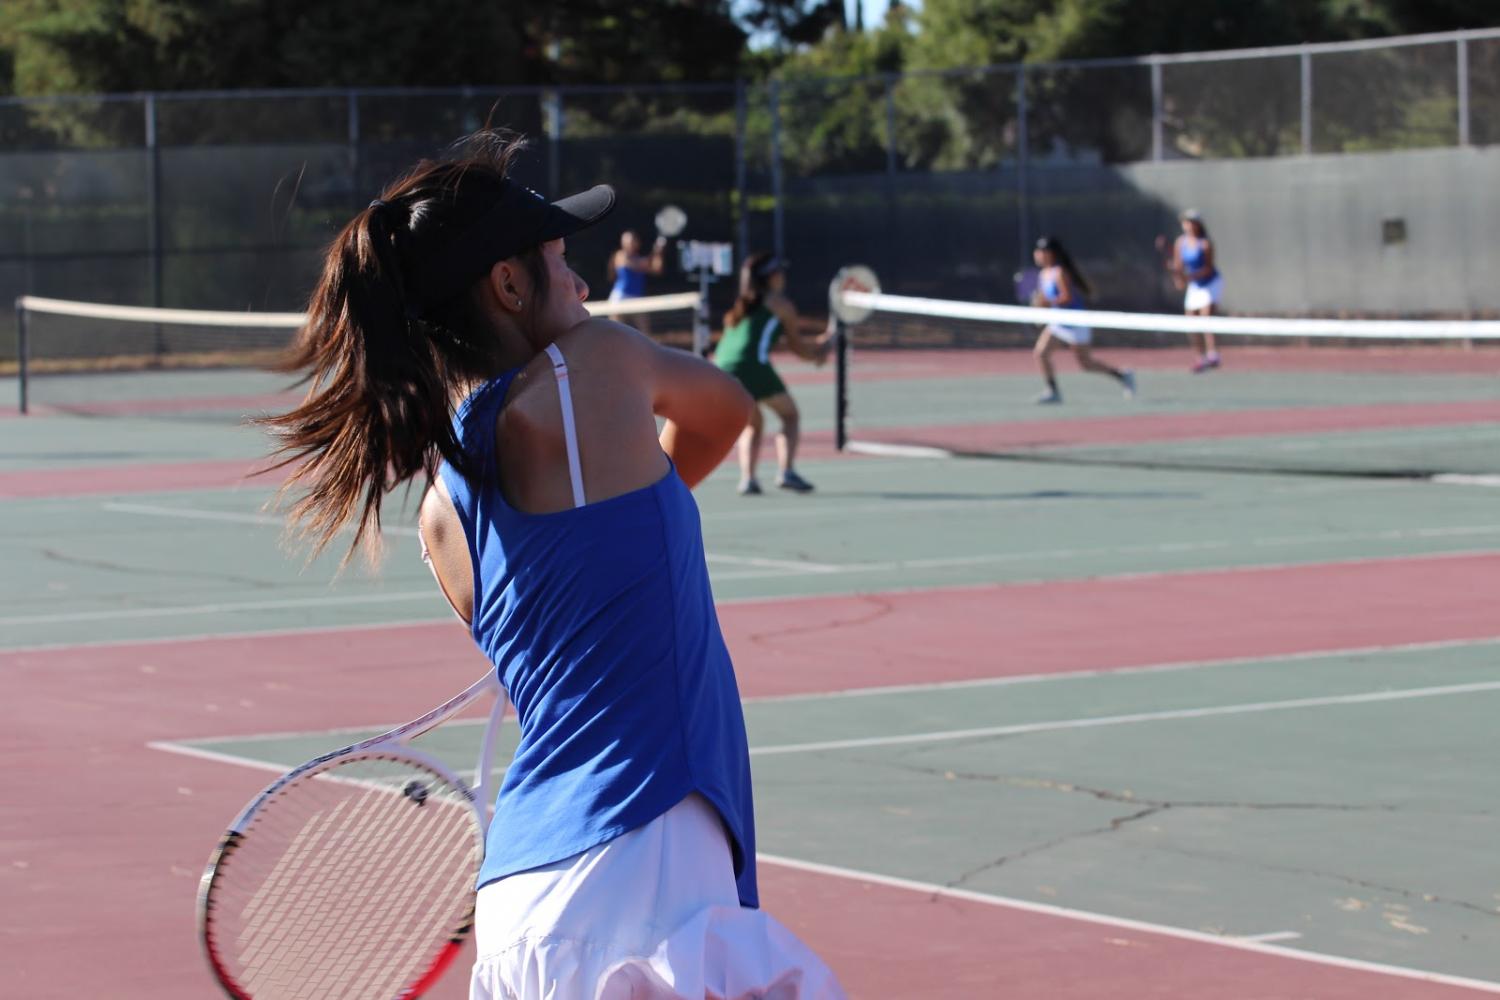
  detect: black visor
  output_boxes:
[410,181,615,311]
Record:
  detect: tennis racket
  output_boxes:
[1156,233,1187,291]
[654,203,687,239]
[198,672,505,1000]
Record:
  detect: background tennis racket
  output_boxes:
[654,203,687,239]
[198,672,505,1000]
[1156,233,1187,291]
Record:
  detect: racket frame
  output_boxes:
[198,672,504,1000]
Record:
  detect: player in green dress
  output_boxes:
[714,253,833,495]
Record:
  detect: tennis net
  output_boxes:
[833,291,1500,481]
[9,291,702,416]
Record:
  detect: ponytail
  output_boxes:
[259,131,533,564]
[1050,241,1093,300]
[724,251,775,328]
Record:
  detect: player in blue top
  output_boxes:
[262,131,845,1000]
[607,229,668,335]
[1170,209,1224,372]
[1030,236,1135,404]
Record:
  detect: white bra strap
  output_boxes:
[543,343,586,508]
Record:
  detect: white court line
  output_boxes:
[141,635,1500,746]
[103,500,419,537]
[745,634,1500,704]
[145,741,292,777]
[7,544,1500,635]
[1435,474,1500,488]
[101,500,850,574]
[747,680,1500,756]
[151,674,1500,762]
[756,854,1500,994]
[1242,931,1305,943]
[0,591,443,627]
[143,739,1500,991]
[705,553,850,573]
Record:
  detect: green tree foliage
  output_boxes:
[0,0,749,96]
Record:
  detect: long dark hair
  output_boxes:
[1036,236,1092,299]
[1182,213,1211,240]
[724,251,777,328]
[259,130,548,563]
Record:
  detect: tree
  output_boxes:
[0,0,750,96]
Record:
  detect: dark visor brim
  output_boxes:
[540,184,616,242]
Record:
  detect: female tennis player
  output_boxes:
[1171,209,1224,372]
[1031,236,1135,404]
[263,132,844,1000]
[714,253,832,495]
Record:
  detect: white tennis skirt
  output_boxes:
[469,794,846,1000]
[1045,323,1092,346]
[1184,274,1224,311]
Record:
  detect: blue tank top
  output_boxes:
[439,359,757,907]
[610,262,647,298]
[1040,267,1083,309]
[1180,238,1217,285]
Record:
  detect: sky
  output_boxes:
[738,0,920,49]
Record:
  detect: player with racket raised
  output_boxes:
[714,252,833,495]
[263,131,844,999]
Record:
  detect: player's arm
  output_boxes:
[623,238,669,276]
[1196,240,1215,281]
[1051,269,1075,307]
[418,478,474,625]
[647,338,753,487]
[768,293,833,364]
[1167,238,1188,289]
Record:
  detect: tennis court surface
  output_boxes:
[3,317,1500,997]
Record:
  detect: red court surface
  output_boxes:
[4,552,1498,997]
[0,459,288,499]
[13,390,300,419]
[838,399,1500,454]
[13,397,1497,498]
[792,345,1500,384]
[760,863,1495,1000]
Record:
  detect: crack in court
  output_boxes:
[39,545,279,589]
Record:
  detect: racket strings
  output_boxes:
[207,755,482,1000]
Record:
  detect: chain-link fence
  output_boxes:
[5,27,1500,365]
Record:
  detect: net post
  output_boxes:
[1457,37,1471,148]
[1299,49,1313,155]
[834,318,848,452]
[693,275,711,357]
[1149,58,1164,162]
[15,297,28,415]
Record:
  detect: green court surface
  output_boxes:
[160,641,1500,981]
[4,450,1500,648]
[5,352,1500,994]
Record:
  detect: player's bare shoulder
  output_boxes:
[553,315,657,373]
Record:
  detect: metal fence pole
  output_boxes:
[547,89,563,196]
[15,298,28,415]
[1015,67,1030,269]
[347,89,362,210]
[884,75,898,178]
[145,93,165,360]
[834,318,848,451]
[1457,37,1471,147]
[1300,49,1313,154]
[769,79,785,260]
[733,79,749,264]
[1150,58,1164,161]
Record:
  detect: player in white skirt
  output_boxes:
[267,129,845,1000]
[1031,236,1135,404]
[1170,209,1224,372]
